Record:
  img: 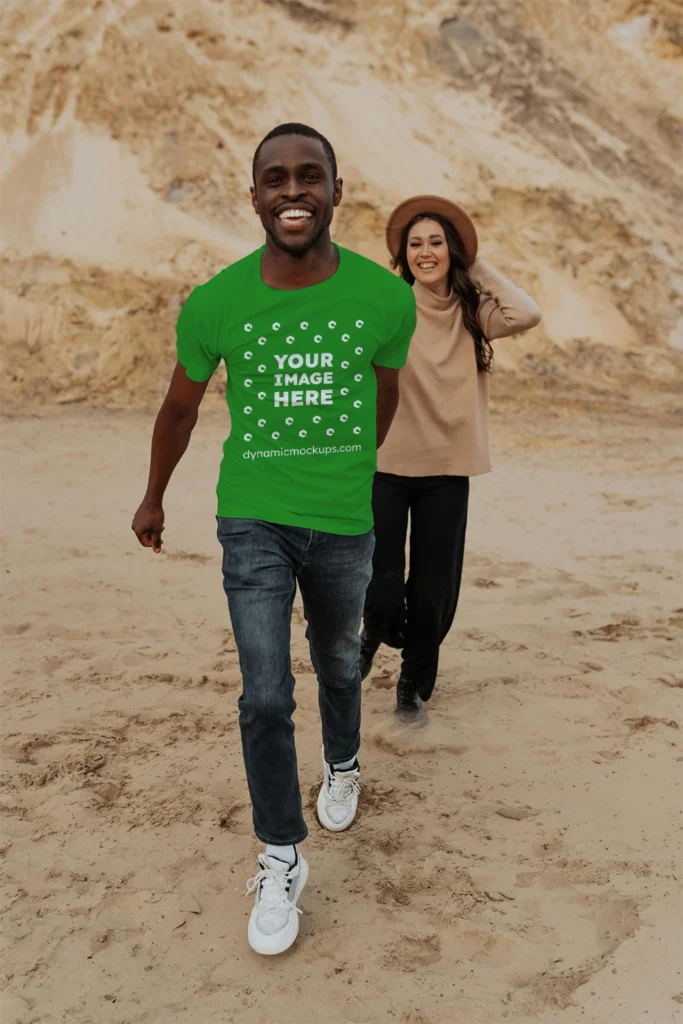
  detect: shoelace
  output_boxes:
[245,855,302,914]
[328,768,360,803]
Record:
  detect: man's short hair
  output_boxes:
[252,123,338,183]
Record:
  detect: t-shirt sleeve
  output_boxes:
[176,286,221,382]
[372,284,417,369]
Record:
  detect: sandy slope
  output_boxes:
[1,0,681,404]
[1,403,681,1024]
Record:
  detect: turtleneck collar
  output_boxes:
[412,278,457,313]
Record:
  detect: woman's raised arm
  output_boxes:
[471,258,542,340]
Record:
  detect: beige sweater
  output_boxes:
[377,259,542,478]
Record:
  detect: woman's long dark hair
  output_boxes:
[393,212,494,373]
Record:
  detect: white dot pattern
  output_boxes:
[238,312,377,448]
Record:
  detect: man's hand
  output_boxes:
[132,499,165,553]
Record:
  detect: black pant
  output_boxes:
[363,472,469,700]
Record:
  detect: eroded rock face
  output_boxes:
[440,14,677,200]
[0,0,680,404]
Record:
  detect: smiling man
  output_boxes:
[132,123,415,955]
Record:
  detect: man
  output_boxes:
[132,123,416,955]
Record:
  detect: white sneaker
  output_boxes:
[317,752,360,832]
[246,851,309,955]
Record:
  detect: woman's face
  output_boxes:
[405,218,451,293]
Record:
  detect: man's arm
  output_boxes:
[131,362,210,552]
[374,365,400,449]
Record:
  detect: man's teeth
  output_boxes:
[279,210,313,220]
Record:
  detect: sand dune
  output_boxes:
[1,0,681,403]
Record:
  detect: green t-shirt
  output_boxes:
[176,245,416,535]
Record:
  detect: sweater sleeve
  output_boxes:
[470,259,542,341]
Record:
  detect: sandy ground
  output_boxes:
[1,402,682,1024]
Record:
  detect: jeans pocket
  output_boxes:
[216,516,256,541]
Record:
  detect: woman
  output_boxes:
[361,195,542,720]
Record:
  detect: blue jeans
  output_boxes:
[217,518,374,845]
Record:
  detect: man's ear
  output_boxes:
[250,185,259,215]
[333,177,343,208]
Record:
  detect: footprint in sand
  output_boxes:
[383,916,441,970]
[356,778,399,816]
[376,876,412,906]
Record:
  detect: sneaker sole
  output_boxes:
[247,858,309,956]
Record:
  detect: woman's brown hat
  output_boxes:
[385,195,478,267]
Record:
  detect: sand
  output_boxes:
[1,400,681,1024]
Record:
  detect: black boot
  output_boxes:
[359,631,380,681]
[396,675,423,721]
[416,680,434,702]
